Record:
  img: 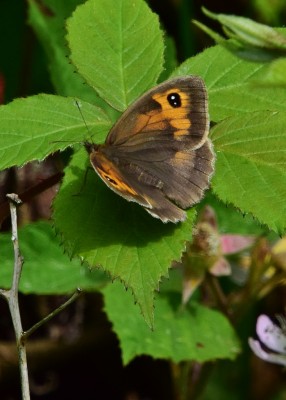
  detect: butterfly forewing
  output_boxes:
[106,76,209,150]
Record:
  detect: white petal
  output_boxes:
[256,315,286,354]
[248,338,286,366]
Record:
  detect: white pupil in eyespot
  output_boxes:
[105,175,117,185]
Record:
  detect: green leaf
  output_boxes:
[202,8,286,51]
[103,282,241,365]
[0,94,111,170]
[159,36,178,82]
[66,0,164,111]
[53,148,197,328]
[193,20,280,63]
[171,44,286,121]
[211,111,286,234]
[256,57,286,86]
[28,0,98,102]
[0,221,108,293]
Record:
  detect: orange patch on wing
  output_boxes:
[134,89,192,135]
[134,111,167,132]
[133,113,150,132]
[150,89,192,136]
[153,89,190,115]
[98,166,137,196]
[172,117,191,138]
[173,129,189,138]
[171,118,191,129]
[173,150,195,167]
[90,152,137,196]
[148,105,188,121]
[145,120,167,131]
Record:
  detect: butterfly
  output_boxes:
[85,76,215,223]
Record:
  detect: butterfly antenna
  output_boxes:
[75,99,93,143]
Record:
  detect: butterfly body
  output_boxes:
[85,76,215,223]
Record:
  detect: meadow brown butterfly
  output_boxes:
[85,76,215,223]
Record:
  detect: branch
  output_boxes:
[3,193,30,399]
[0,171,64,225]
[23,289,82,340]
[0,194,83,400]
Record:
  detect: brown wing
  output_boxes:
[105,76,209,151]
[89,75,214,223]
[92,139,214,223]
